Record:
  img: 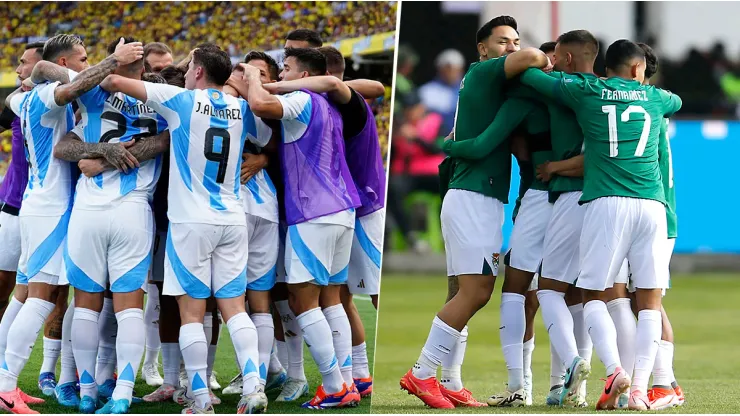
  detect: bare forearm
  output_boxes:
[345,79,385,99]
[54,134,112,161]
[551,154,584,173]
[248,74,284,119]
[557,167,584,177]
[128,132,170,162]
[31,61,70,85]
[55,55,118,106]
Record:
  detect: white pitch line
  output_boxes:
[355,295,372,302]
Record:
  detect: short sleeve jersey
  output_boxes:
[549,74,681,204]
[9,81,75,216]
[448,56,513,203]
[658,118,677,238]
[144,83,272,225]
[73,84,168,210]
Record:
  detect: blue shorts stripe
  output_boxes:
[329,265,348,285]
[27,210,71,279]
[355,219,381,269]
[214,265,247,299]
[247,264,276,291]
[166,225,210,299]
[64,242,105,293]
[111,252,152,293]
[288,225,329,285]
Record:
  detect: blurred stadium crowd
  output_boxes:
[0,1,396,178]
[388,40,740,252]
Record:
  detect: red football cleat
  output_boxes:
[399,370,454,409]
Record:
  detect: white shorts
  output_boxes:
[246,214,279,291]
[17,211,70,285]
[348,209,384,296]
[628,238,676,294]
[163,222,248,299]
[149,229,168,283]
[285,221,354,286]
[528,274,539,291]
[577,197,669,292]
[540,192,586,284]
[275,222,287,284]
[441,189,504,277]
[506,189,551,273]
[0,211,21,272]
[65,202,153,293]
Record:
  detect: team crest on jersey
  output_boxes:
[211,91,220,100]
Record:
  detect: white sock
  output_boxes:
[413,316,460,381]
[632,309,662,393]
[96,297,117,385]
[652,340,675,387]
[268,340,285,374]
[41,336,62,374]
[607,298,636,378]
[59,299,77,385]
[441,325,466,391]
[0,298,55,392]
[112,308,145,404]
[297,307,345,394]
[275,300,305,380]
[549,341,565,388]
[73,307,101,400]
[162,342,181,387]
[584,300,621,376]
[538,290,579,367]
[180,323,210,408]
[144,284,161,367]
[276,340,288,373]
[569,303,593,364]
[352,342,371,380]
[226,312,260,395]
[251,313,274,385]
[523,336,535,386]
[322,304,353,387]
[500,293,526,391]
[0,297,24,365]
[202,312,214,379]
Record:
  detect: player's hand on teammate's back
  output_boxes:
[536,161,553,181]
[78,158,108,178]
[112,37,144,66]
[101,140,139,173]
[543,56,554,73]
[240,153,268,184]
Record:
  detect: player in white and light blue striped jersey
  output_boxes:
[102,44,272,414]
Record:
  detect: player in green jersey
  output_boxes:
[400,15,551,409]
[519,39,682,411]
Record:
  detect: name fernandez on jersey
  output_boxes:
[600,89,649,101]
[194,101,242,120]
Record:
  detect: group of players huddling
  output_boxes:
[400,16,685,411]
[0,26,385,414]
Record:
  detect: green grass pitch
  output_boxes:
[372,273,740,414]
[15,296,376,414]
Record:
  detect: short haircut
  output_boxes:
[557,30,599,57]
[196,42,222,51]
[476,15,518,44]
[159,65,186,88]
[638,42,658,80]
[318,46,345,74]
[539,41,557,54]
[42,34,84,62]
[284,47,327,76]
[286,29,323,47]
[243,50,280,81]
[144,42,172,58]
[605,39,645,71]
[106,37,138,54]
[192,45,232,85]
[25,41,45,58]
[142,72,167,84]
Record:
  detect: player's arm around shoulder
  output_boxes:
[503,47,550,79]
[265,75,352,104]
[655,87,682,117]
[344,79,385,100]
[29,61,71,86]
[240,65,285,120]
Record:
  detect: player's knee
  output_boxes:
[468,286,494,310]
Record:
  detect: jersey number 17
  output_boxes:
[601,105,651,158]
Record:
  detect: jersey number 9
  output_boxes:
[204,127,231,184]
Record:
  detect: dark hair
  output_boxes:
[557,30,599,57]
[142,72,167,84]
[318,46,344,75]
[192,45,232,85]
[159,65,186,88]
[105,37,143,71]
[476,16,518,44]
[286,29,323,47]
[25,41,45,58]
[196,42,222,51]
[283,48,327,76]
[638,42,658,80]
[42,34,84,62]
[144,42,172,58]
[605,39,645,71]
[243,51,280,81]
[539,41,557,54]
